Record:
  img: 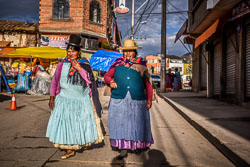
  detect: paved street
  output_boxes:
[0,91,234,167]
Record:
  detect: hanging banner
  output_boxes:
[40,35,69,49]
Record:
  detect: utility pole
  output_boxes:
[131,0,135,40]
[160,0,166,92]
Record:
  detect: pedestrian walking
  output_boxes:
[46,35,103,159]
[165,68,173,91]
[104,40,154,159]
[173,68,181,91]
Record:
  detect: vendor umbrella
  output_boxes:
[8,46,67,59]
[90,49,122,72]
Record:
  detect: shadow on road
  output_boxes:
[111,157,125,167]
[0,94,11,102]
[142,149,172,167]
[110,149,171,167]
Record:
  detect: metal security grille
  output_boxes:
[226,34,236,95]
[201,45,207,90]
[246,24,250,98]
[213,43,222,95]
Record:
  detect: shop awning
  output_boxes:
[90,49,122,71]
[0,41,11,47]
[0,48,16,55]
[8,46,67,59]
[174,19,188,43]
[195,19,220,48]
[184,36,195,44]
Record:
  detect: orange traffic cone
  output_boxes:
[8,94,18,110]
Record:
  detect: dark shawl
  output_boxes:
[64,57,102,118]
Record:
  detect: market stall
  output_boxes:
[90,49,122,87]
[0,46,66,94]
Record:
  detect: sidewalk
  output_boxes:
[158,91,250,167]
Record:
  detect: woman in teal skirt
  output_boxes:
[46,35,103,159]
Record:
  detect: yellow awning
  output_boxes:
[195,19,220,48]
[8,46,67,59]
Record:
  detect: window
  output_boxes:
[90,1,101,23]
[81,37,98,50]
[151,75,160,79]
[52,0,69,19]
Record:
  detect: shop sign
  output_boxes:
[40,35,69,48]
[114,0,129,14]
[184,64,192,75]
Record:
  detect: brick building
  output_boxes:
[0,20,39,47]
[146,54,170,74]
[39,0,120,55]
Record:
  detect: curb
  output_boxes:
[158,93,250,167]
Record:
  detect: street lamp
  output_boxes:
[140,21,147,24]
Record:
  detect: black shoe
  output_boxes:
[134,149,141,155]
[117,150,128,159]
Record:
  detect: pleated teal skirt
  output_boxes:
[46,63,98,147]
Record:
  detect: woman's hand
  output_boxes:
[72,60,82,71]
[49,96,56,110]
[110,80,117,89]
[146,100,152,109]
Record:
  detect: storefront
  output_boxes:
[0,47,66,94]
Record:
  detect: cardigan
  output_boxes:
[111,65,146,100]
[104,66,153,101]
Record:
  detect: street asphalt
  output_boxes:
[0,90,234,167]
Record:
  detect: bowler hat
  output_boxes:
[67,34,81,48]
[118,39,142,50]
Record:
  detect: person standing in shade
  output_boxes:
[173,68,181,91]
[104,40,154,159]
[46,35,103,159]
[165,68,174,91]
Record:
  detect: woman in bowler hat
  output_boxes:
[46,34,103,159]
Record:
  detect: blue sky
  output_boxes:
[0,0,190,56]
[0,0,39,23]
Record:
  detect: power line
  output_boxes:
[122,0,152,39]
[133,0,160,36]
[167,0,187,21]
[117,11,187,18]
[117,16,187,21]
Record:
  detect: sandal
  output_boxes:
[61,151,75,159]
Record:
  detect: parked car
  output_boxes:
[151,74,161,87]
